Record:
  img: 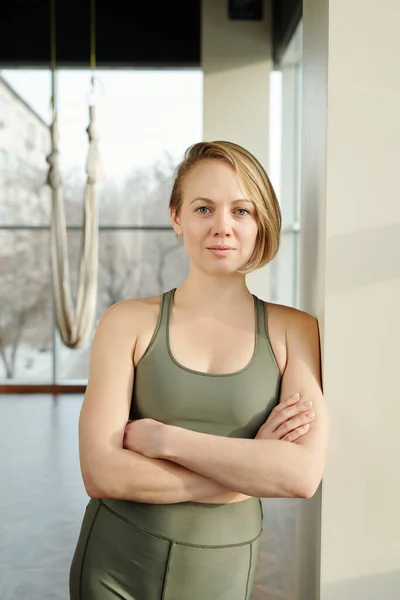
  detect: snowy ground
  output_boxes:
[0,342,91,383]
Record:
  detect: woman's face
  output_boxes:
[171,159,259,275]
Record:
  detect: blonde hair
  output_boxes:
[169,141,282,273]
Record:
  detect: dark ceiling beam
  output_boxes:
[271,0,302,66]
[0,0,201,68]
[0,1,301,70]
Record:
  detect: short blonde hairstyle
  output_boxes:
[169,141,282,273]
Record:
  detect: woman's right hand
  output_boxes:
[255,393,315,442]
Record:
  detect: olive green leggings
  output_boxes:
[69,496,262,600]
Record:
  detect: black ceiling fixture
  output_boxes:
[228,0,263,21]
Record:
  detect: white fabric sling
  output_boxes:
[46,106,99,349]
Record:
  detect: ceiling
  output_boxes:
[0,0,301,68]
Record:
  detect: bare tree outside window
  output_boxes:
[0,70,197,383]
[0,156,188,381]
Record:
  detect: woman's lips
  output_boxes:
[207,246,235,256]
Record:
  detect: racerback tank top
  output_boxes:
[130,288,282,438]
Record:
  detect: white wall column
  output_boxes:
[202,0,273,299]
[300,0,400,598]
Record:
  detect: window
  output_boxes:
[0,229,52,382]
[0,95,10,127]
[0,67,202,384]
[269,22,302,308]
[17,110,28,139]
[0,149,8,171]
[26,122,36,150]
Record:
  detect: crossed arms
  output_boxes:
[79,301,328,503]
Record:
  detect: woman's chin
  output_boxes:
[187,251,250,275]
[196,260,246,276]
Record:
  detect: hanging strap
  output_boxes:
[46,0,100,349]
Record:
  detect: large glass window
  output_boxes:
[0,93,10,127]
[0,68,201,384]
[57,229,188,383]
[0,229,52,382]
[268,23,302,309]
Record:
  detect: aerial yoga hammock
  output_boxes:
[46,0,100,349]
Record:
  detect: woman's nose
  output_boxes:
[211,212,232,236]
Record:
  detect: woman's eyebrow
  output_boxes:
[190,197,254,205]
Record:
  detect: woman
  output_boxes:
[69,141,328,599]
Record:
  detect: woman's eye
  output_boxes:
[195,207,249,216]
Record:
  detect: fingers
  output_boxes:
[274,410,315,439]
[268,393,315,441]
[277,392,302,409]
[255,393,314,442]
[270,393,313,430]
[281,423,311,443]
[280,393,312,416]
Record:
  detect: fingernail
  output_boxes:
[291,393,300,399]
[307,412,315,419]
[303,400,312,407]
[304,424,310,429]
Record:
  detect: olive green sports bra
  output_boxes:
[130,288,282,438]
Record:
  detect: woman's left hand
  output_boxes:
[123,418,169,458]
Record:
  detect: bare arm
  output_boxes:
[79,301,242,504]
[162,430,314,499]
[131,310,328,499]
[90,447,240,504]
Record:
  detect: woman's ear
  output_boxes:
[170,207,183,237]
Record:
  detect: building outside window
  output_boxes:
[0,69,202,384]
[0,94,10,127]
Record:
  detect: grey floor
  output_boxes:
[0,395,87,600]
[0,394,297,600]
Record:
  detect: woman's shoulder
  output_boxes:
[265,300,318,339]
[96,293,164,336]
[262,301,318,374]
[264,300,316,324]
